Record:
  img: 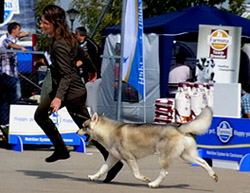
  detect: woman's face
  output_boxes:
[40,16,54,36]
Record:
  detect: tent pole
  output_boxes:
[143,89,146,123]
[143,50,146,123]
[116,0,126,121]
[90,0,113,39]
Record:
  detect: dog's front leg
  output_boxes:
[88,155,119,181]
[126,159,151,183]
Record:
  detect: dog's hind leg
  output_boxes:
[148,153,173,188]
[148,140,185,188]
[126,158,151,183]
[88,155,119,181]
[181,148,218,182]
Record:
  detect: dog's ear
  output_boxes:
[201,57,206,65]
[92,112,99,123]
[211,59,216,68]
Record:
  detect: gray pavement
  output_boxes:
[0,145,250,193]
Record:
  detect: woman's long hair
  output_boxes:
[42,4,77,47]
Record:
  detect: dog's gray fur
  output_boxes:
[78,107,218,188]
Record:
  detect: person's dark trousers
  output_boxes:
[0,73,18,126]
[34,95,68,158]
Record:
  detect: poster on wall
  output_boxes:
[0,0,20,27]
[196,25,242,83]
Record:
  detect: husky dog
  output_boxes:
[78,107,218,188]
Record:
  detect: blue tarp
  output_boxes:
[103,5,250,97]
[104,4,250,36]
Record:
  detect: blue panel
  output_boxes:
[9,133,83,146]
[239,154,250,171]
[197,117,250,162]
[17,47,33,72]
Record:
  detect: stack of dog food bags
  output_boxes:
[154,98,175,124]
[175,82,192,124]
[190,83,204,119]
[154,83,214,125]
[175,82,214,123]
[206,84,214,108]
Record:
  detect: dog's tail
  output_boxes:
[178,107,213,135]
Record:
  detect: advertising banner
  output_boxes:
[197,117,250,162]
[122,0,145,100]
[196,25,241,83]
[0,0,36,34]
[9,105,80,145]
[0,0,20,27]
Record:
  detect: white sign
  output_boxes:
[0,0,20,27]
[197,25,241,83]
[9,105,79,135]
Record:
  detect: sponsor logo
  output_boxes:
[207,29,232,59]
[208,29,231,51]
[217,121,233,143]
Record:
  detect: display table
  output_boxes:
[197,116,250,171]
[8,105,87,152]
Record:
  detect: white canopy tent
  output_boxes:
[87,33,160,122]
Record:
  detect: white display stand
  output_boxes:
[213,83,241,118]
[8,104,86,152]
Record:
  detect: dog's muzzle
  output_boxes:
[77,127,87,136]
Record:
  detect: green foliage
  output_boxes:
[35,0,57,51]
[69,0,247,45]
[71,0,121,45]
[228,0,246,15]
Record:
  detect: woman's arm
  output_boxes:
[53,41,73,101]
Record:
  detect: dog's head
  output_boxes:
[197,57,215,69]
[77,112,100,136]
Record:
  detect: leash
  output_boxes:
[48,108,90,121]
[69,112,90,120]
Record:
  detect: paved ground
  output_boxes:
[0,145,250,193]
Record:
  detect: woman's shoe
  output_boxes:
[45,150,70,163]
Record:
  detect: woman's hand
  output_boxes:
[76,60,83,67]
[50,97,62,112]
[88,72,97,82]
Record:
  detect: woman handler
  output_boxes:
[34,5,122,182]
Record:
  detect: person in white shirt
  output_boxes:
[0,31,29,47]
[0,28,29,100]
[168,51,193,95]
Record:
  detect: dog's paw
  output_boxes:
[88,174,99,181]
[148,181,159,188]
[136,175,151,183]
[143,176,151,183]
[213,174,218,182]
